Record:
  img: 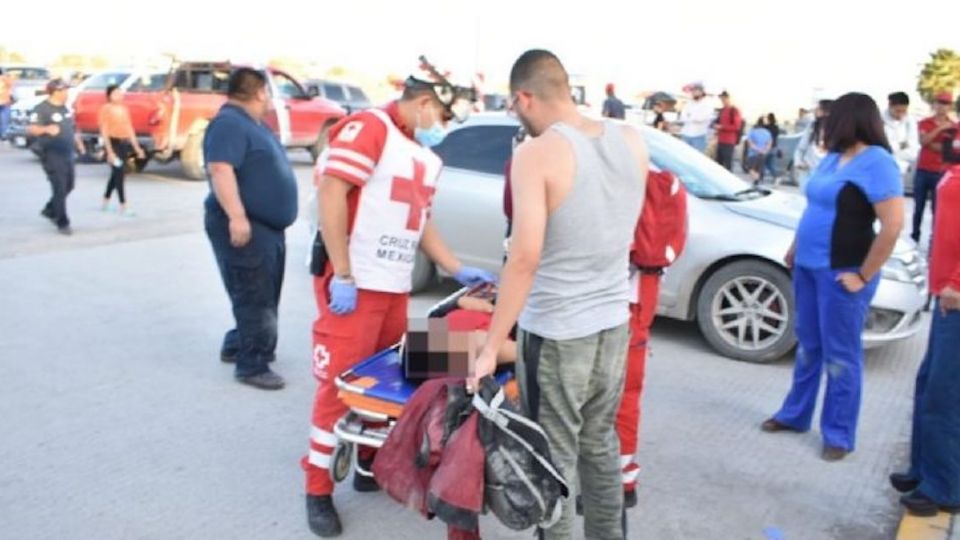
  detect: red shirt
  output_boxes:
[930,164,960,295]
[715,107,742,145]
[917,117,954,173]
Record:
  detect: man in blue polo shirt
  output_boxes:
[204,68,299,390]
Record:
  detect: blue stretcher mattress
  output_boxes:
[341,347,512,407]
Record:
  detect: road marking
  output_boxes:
[896,511,952,540]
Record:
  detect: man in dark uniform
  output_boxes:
[27,79,84,235]
[203,68,299,390]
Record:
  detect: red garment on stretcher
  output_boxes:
[372,378,485,537]
[446,309,493,332]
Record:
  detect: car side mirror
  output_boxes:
[307,86,319,98]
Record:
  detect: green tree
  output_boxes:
[917,48,960,104]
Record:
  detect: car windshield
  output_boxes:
[642,126,757,200]
[83,72,131,90]
[5,67,50,80]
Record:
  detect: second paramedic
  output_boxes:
[303,73,495,538]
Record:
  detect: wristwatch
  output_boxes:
[333,273,355,284]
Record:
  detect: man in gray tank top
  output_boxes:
[469,50,648,539]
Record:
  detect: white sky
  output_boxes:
[5,0,960,118]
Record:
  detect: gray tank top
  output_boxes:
[519,120,645,341]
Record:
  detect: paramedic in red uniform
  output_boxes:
[303,75,495,538]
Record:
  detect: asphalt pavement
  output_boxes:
[0,144,940,539]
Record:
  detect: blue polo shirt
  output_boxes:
[795,146,902,270]
[747,127,772,157]
[203,104,298,230]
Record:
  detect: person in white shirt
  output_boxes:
[794,99,833,192]
[883,91,920,176]
[679,82,714,153]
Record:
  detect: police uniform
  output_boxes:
[30,99,77,230]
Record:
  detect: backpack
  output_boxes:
[631,166,688,271]
[472,378,569,532]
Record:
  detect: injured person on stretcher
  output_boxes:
[404,283,517,380]
[333,283,517,452]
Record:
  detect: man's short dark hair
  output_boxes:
[888,91,910,106]
[509,49,570,99]
[105,84,120,99]
[228,68,267,101]
[401,82,438,102]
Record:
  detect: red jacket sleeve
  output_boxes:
[315,111,387,187]
[942,175,960,289]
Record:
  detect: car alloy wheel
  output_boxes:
[711,275,789,352]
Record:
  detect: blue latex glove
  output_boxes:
[453,266,498,288]
[328,276,358,315]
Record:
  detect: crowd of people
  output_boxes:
[11,51,960,538]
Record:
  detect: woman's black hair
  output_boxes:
[766,113,778,126]
[755,116,765,127]
[822,92,891,153]
[105,84,120,99]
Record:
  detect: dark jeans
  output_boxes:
[715,143,735,171]
[40,151,75,228]
[908,300,960,505]
[912,169,944,242]
[104,138,130,204]
[205,212,286,377]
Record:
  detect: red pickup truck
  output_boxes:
[74,62,346,179]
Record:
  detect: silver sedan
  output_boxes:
[419,113,927,362]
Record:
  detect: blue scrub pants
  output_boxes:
[907,300,960,505]
[773,265,879,450]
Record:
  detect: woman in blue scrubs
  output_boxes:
[762,93,905,461]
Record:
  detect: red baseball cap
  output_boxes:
[935,91,954,104]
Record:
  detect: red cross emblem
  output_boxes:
[390,158,435,231]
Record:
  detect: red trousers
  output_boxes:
[303,273,408,496]
[615,272,660,492]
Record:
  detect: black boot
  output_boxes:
[306,495,342,537]
[889,472,919,494]
[352,456,380,493]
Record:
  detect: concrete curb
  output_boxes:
[896,511,955,540]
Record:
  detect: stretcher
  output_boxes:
[330,286,514,483]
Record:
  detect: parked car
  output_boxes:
[74,62,347,179]
[303,79,371,114]
[0,65,51,102]
[419,113,927,362]
[7,94,45,152]
[65,68,168,165]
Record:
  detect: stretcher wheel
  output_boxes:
[331,441,353,483]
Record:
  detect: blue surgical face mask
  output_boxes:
[414,109,447,147]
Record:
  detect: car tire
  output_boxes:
[180,130,205,181]
[695,259,796,363]
[308,122,336,164]
[410,251,436,294]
